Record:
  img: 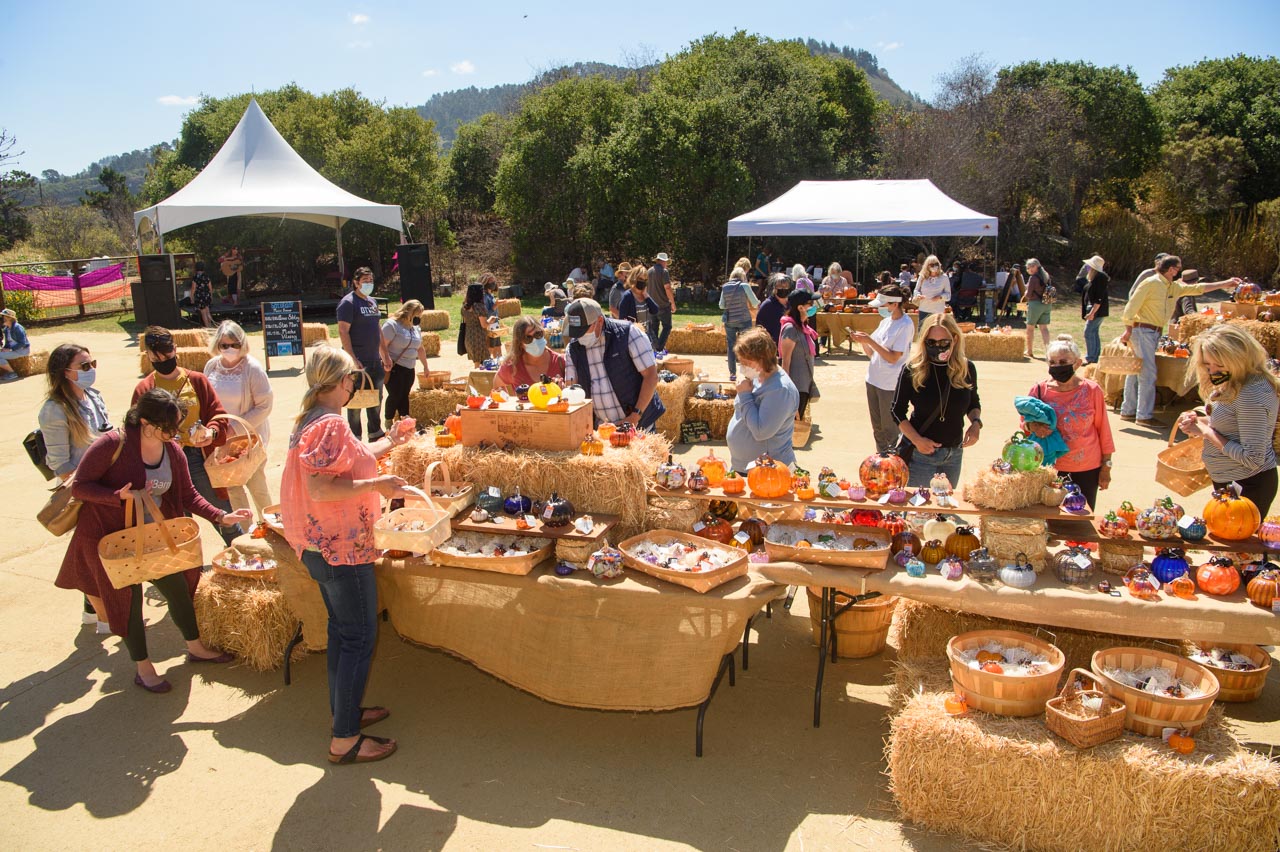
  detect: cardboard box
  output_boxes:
[460,401,594,451]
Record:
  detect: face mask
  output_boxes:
[740,365,761,382]
[775,290,790,300]
[925,341,952,364]
[360,282,374,297]
[582,327,604,348]
[1048,363,1075,383]
[74,368,97,390]
[806,305,818,317]
[1208,370,1231,386]
[878,307,892,318]
[412,316,421,326]
[526,337,547,357]
[153,355,178,375]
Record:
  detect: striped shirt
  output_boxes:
[1202,374,1279,483]
[563,322,656,424]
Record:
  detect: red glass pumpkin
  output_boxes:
[851,508,884,527]
[610,422,635,448]
[858,451,909,499]
[696,513,734,544]
[881,512,909,537]
[1203,486,1261,541]
[1196,556,1241,596]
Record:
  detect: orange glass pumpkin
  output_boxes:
[1246,568,1280,609]
[434,427,457,448]
[1195,555,1241,596]
[858,451,909,499]
[747,454,792,498]
[722,472,746,495]
[698,448,727,486]
[1168,730,1196,754]
[1203,486,1261,541]
[796,485,817,500]
[466,394,486,410]
[944,693,968,715]
[580,433,604,456]
[610,422,635,448]
[597,423,617,442]
[546,398,570,413]
[944,526,980,560]
[444,411,463,440]
[1116,501,1138,527]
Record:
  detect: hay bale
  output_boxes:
[1235,319,1280,357]
[1099,539,1146,575]
[962,331,1025,361]
[495,298,522,318]
[388,437,670,530]
[409,388,467,426]
[302,322,331,348]
[9,350,48,377]
[979,515,1050,572]
[655,374,693,441]
[194,570,302,672]
[644,495,702,532]
[419,310,450,331]
[962,466,1056,511]
[1177,313,1217,343]
[421,331,441,357]
[138,328,209,349]
[886,667,1280,852]
[230,534,330,651]
[666,327,727,355]
[684,393,736,440]
[177,346,210,373]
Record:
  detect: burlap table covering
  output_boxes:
[755,561,1280,645]
[1098,354,1198,400]
[254,532,332,652]
[375,557,784,711]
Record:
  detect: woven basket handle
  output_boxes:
[401,486,447,523]
[423,460,453,492]
[1058,667,1104,699]
[210,413,261,446]
[355,369,373,392]
[140,489,180,555]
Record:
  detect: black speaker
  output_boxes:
[398,243,434,309]
[133,254,181,327]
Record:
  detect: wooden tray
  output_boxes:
[261,504,285,536]
[459,400,594,451]
[430,533,553,576]
[450,512,616,542]
[617,530,748,593]
[763,521,890,569]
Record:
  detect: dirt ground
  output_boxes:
[0,327,1275,851]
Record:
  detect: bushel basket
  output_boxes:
[1155,424,1210,497]
[98,490,203,590]
[345,370,379,409]
[404,460,474,518]
[206,413,268,489]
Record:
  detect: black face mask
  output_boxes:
[412,316,421,326]
[925,341,952,364]
[1208,371,1231,386]
[1048,363,1075,383]
[153,355,178,375]
[775,290,790,300]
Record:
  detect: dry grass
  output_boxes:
[962,331,1025,361]
[193,569,302,672]
[962,466,1057,511]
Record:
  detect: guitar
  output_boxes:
[220,256,244,277]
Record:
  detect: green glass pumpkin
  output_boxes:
[1001,431,1045,472]
[476,487,505,516]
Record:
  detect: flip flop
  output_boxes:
[360,706,390,728]
[329,734,397,765]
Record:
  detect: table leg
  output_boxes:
[813,586,831,728]
[783,585,797,611]
[696,652,735,758]
[741,613,760,671]
[283,622,304,686]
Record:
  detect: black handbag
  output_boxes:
[456,322,468,356]
[23,430,55,481]
[894,405,942,465]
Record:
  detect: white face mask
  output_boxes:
[526,337,547,357]
[740,364,761,382]
[74,368,97,390]
[359,281,374,297]
[582,325,604,348]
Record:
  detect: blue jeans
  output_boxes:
[1121,327,1159,420]
[183,446,241,544]
[655,309,673,350]
[906,446,964,489]
[302,551,379,738]
[1084,316,1104,363]
[724,323,751,376]
[347,360,385,439]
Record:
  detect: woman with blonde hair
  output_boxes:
[1178,324,1280,514]
[281,343,415,765]
[204,320,274,518]
[380,299,430,428]
[891,312,983,486]
[912,254,951,321]
[495,315,566,392]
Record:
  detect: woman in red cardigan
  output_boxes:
[56,390,253,693]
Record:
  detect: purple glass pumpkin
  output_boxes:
[1061,482,1089,514]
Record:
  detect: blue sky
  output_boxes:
[2,0,1277,175]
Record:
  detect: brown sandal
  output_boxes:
[328,734,397,765]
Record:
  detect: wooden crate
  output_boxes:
[1222,302,1258,320]
[459,401,594,451]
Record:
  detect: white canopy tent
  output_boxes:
[134,98,404,275]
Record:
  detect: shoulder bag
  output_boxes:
[37,429,125,536]
[893,396,944,465]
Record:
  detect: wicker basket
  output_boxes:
[206,414,268,489]
[1045,667,1127,748]
[805,590,897,657]
[956,322,977,334]
[211,546,278,582]
[430,533,552,575]
[764,522,890,569]
[404,461,474,517]
[417,370,452,389]
[98,491,204,590]
[664,356,695,375]
[555,538,597,566]
[372,488,452,554]
[1156,425,1210,496]
[345,370,379,409]
[947,629,1065,717]
[1097,337,1143,376]
[617,530,748,593]
[1186,642,1271,703]
[262,504,285,536]
[1090,647,1220,736]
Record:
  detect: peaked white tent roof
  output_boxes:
[727,179,997,237]
[134,98,403,238]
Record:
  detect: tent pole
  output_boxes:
[335,218,346,286]
[725,236,732,279]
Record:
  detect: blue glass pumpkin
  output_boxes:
[1150,547,1190,585]
[1061,482,1089,514]
[1178,516,1207,542]
[504,487,532,516]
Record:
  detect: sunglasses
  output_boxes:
[69,359,98,372]
[524,331,545,342]
[220,342,243,350]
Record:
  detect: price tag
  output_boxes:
[693,521,706,533]
[523,514,537,527]
[909,492,929,507]
[1176,515,1197,531]
[877,493,892,505]
[1073,554,1093,571]
[488,486,501,499]
[542,504,554,520]
[733,531,751,546]
[1273,598,1280,614]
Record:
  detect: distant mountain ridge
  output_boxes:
[28,145,165,207]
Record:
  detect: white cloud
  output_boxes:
[157,95,198,106]
[350,12,369,24]
[876,41,903,52]
[450,60,475,75]
[422,69,439,77]
[347,39,372,49]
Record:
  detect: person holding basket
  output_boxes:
[54,389,253,693]
[204,320,273,519]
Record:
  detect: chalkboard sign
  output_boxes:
[679,420,711,444]
[260,300,304,370]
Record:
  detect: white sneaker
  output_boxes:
[82,611,98,625]
[96,622,112,635]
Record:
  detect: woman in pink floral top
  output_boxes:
[282,344,414,765]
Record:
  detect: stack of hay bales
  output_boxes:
[419,310,450,331]
[654,374,694,441]
[684,388,737,440]
[408,388,468,426]
[962,331,1025,361]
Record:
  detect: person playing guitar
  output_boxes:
[218,246,243,305]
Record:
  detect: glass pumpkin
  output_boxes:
[817,466,839,487]
[1054,544,1097,586]
[919,539,948,565]
[891,529,922,556]
[1158,496,1185,520]
[852,508,884,527]
[721,472,746,495]
[1099,511,1130,539]
[881,513,909,538]
[1239,557,1278,586]
[597,422,617,442]
[528,374,562,410]
[697,449,727,486]
[656,455,688,490]
[847,484,868,501]
[1203,486,1261,541]
[476,488,504,516]
[587,546,625,579]
[610,422,635,448]
[1258,515,1280,551]
[687,468,710,493]
[514,384,530,402]
[923,514,959,543]
[1167,572,1197,600]
[580,433,604,456]
[1178,516,1207,543]
[894,542,917,568]
[560,384,587,404]
[1061,483,1089,514]
[967,547,998,581]
[503,487,533,516]
[944,526,980,560]
[1235,281,1262,303]
[886,487,909,505]
[736,518,768,550]
[1041,478,1067,507]
[1150,547,1190,584]
[1195,556,1241,596]
[791,466,812,491]
[938,555,965,581]
[820,479,845,499]
[1124,564,1162,600]
[929,472,954,495]
[858,451,909,498]
[904,554,927,577]
[1001,431,1045,472]
[708,499,738,522]
[444,411,463,440]
[997,553,1037,588]
[1246,568,1280,609]
[695,513,734,544]
[748,454,792,498]
[1135,504,1178,540]
[1116,501,1138,527]
[536,492,575,528]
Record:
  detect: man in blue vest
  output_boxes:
[563,298,665,431]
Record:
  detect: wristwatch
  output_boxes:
[1103,459,1114,468]
[969,417,982,426]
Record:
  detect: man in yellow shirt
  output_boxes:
[1120,255,1239,427]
